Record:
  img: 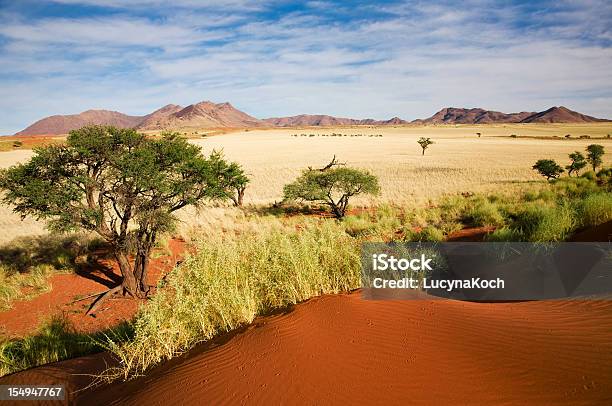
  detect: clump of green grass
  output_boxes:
[0,234,98,310]
[553,176,600,198]
[0,265,55,311]
[0,315,133,377]
[406,226,445,242]
[577,193,612,227]
[342,214,375,237]
[512,203,577,242]
[484,227,524,242]
[464,200,505,227]
[103,219,361,380]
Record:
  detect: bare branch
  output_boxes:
[318,155,346,171]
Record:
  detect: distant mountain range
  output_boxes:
[262,115,408,127]
[15,103,610,135]
[413,106,609,124]
[16,102,264,135]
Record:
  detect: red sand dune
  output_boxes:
[4,292,611,405]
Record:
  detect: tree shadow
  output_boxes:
[0,234,100,274]
[74,258,121,289]
[0,234,121,289]
[244,202,330,217]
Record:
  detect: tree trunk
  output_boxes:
[132,229,157,298]
[231,187,246,207]
[329,200,345,219]
[133,248,152,297]
[422,148,425,156]
[115,250,140,297]
[331,205,343,219]
[237,187,245,207]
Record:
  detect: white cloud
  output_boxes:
[0,0,611,133]
[48,0,271,11]
[0,17,216,49]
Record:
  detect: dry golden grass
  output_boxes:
[0,124,610,245]
[191,124,612,205]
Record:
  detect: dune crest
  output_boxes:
[72,292,612,405]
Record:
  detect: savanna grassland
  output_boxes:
[1,123,611,244]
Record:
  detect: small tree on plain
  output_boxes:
[565,151,587,177]
[228,163,249,207]
[532,159,564,181]
[417,137,434,155]
[210,154,249,207]
[283,157,379,219]
[0,126,245,311]
[586,144,605,172]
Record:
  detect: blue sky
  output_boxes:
[0,0,611,134]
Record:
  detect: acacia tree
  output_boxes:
[283,157,379,219]
[586,144,605,172]
[565,151,587,177]
[223,161,249,207]
[417,137,434,155]
[532,159,564,181]
[0,126,246,310]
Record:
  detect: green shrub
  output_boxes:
[485,227,524,242]
[513,204,577,241]
[372,205,403,237]
[407,226,445,242]
[596,167,612,189]
[536,189,556,202]
[464,201,505,227]
[597,167,612,179]
[553,177,600,198]
[343,214,375,237]
[580,171,596,180]
[577,193,612,227]
[522,190,540,202]
[438,195,470,220]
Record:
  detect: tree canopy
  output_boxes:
[565,151,587,177]
[532,159,564,181]
[586,144,605,172]
[417,137,434,155]
[0,125,247,307]
[283,162,379,219]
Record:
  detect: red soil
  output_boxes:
[3,292,611,405]
[447,226,496,241]
[0,239,185,339]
